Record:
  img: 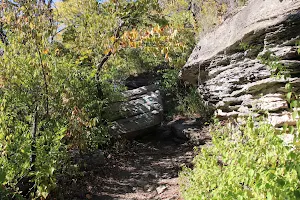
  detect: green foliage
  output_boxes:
[56,0,191,77]
[0,0,222,199]
[178,40,300,200]
[284,42,300,135]
[239,42,256,51]
[160,68,180,94]
[258,50,288,79]
[180,118,300,199]
[259,45,300,130]
[0,0,197,198]
[237,0,247,6]
[160,68,212,119]
[0,1,109,198]
[297,41,300,55]
[0,3,67,198]
[175,87,212,118]
[159,0,242,40]
[196,0,226,34]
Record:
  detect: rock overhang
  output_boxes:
[180,0,300,84]
[180,0,300,127]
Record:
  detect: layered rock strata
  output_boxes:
[106,85,163,137]
[180,0,300,127]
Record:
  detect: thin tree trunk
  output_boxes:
[30,106,38,173]
[95,51,112,98]
[94,20,125,99]
[0,23,8,46]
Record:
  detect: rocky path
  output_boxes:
[56,134,200,200]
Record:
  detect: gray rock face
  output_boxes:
[268,112,297,128]
[181,0,300,81]
[107,85,163,137]
[180,0,300,127]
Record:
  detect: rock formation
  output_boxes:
[106,85,163,137]
[180,0,300,127]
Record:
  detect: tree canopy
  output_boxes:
[0,0,199,198]
[0,0,243,198]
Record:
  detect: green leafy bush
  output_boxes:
[175,87,212,119]
[159,68,213,120]
[0,2,110,198]
[180,118,300,199]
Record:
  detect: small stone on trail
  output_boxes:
[156,185,167,194]
[145,185,155,192]
[85,194,92,199]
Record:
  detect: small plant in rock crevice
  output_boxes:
[176,87,213,120]
[159,68,213,121]
[259,44,300,130]
[237,0,247,6]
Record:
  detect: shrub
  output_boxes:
[180,118,300,199]
[175,87,212,119]
[159,68,213,120]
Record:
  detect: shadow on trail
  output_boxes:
[56,132,197,200]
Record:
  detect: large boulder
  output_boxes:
[106,85,163,137]
[180,0,300,127]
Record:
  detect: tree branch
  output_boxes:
[35,38,49,116]
[95,20,125,99]
[0,23,8,46]
[30,105,38,172]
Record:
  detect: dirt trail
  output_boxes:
[57,135,199,200]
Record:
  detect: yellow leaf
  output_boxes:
[154,25,160,33]
[165,52,169,61]
[130,29,138,40]
[123,31,128,38]
[110,36,116,43]
[29,22,35,29]
[129,42,134,47]
[103,49,111,55]
[43,49,49,55]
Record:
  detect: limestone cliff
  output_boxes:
[180,0,300,127]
